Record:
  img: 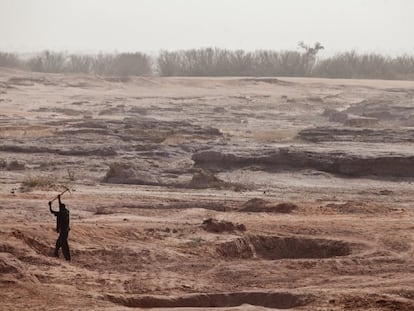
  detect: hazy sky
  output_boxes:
[1,0,413,56]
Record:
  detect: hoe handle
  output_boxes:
[49,188,70,203]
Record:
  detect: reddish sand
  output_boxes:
[1,68,414,310]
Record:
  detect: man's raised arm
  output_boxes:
[49,201,58,215]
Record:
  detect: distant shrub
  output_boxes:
[158,48,260,76]
[0,52,21,68]
[313,51,392,79]
[21,174,56,191]
[24,51,151,76]
[91,53,115,75]
[27,50,66,73]
[252,50,309,76]
[65,54,94,73]
[313,52,414,80]
[110,53,152,76]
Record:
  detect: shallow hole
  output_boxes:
[106,291,312,309]
[217,235,351,259]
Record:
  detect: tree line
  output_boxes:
[1,45,413,80]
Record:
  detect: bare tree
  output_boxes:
[298,41,324,75]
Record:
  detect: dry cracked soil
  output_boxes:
[1,68,414,310]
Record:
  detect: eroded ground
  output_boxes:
[1,68,414,310]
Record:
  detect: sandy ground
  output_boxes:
[1,68,414,310]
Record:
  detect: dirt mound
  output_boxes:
[103,162,160,185]
[187,169,246,190]
[241,198,297,213]
[322,108,348,123]
[202,218,246,233]
[242,198,268,210]
[188,169,226,189]
[217,235,351,260]
[106,291,312,309]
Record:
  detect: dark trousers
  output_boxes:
[55,230,71,261]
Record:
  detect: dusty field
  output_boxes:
[1,68,414,310]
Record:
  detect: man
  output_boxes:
[49,195,71,261]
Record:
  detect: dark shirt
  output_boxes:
[51,207,70,233]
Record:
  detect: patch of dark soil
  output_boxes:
[0,144,56,154]
[298,127,414,143]
[119,118,221,143]
[217,235,351,259]
[103,76,131,83]
[213,107,226,113]
[65,82,95,88]
[61,147,118,157]
[168,96,203,101]
[58,146,117,157]
[241,198,297,213]
[193,148,414,178]
[70,100,89,105]
[124,201,228,212]
[106,291,312,309]
[307,96,324,102]
[3,160,25,171]
[241,78,292,86]
[0,144,117,156]
[57,128,112,136]
[202,218,246,233]
[341,295,414,311]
